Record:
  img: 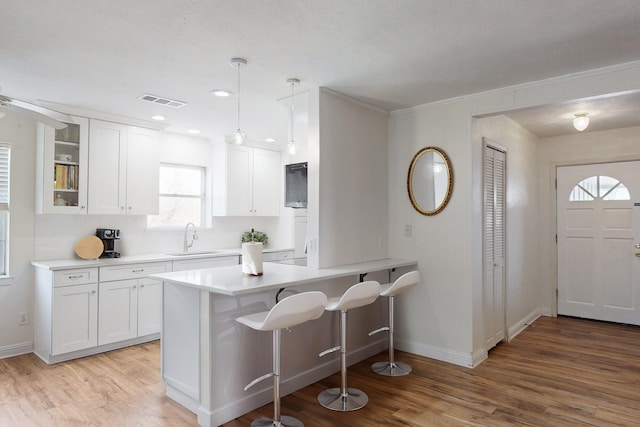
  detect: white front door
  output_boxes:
[557,161,640,325]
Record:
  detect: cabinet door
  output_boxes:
[226,145,253,215]
[137,278,163,336]
[127,126,160,215]
[98,279,138,345]
[52,283,98,355]
[88,120,128,214]
[252,148,281,216]
[36,116,90,214]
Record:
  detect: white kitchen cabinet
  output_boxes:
[35,115,90,214]
[88,119,159,215]
[98,262,169,345]
[98,279,138,345]
[33,261,167,365]
[137,278,163,336]
[52,283,98,355]
[213,144,281,216]
[33,267,100,360]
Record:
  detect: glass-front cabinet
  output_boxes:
[36,115,89,214]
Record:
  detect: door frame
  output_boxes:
[552,156,640,317]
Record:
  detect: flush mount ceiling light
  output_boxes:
[573,113,589,131]
[230,58,247,145]
[152,115,166,121]
[286,78,300,155]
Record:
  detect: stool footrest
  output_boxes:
[319,345,341,357]
[244,372,274,391]
[368,326,390,336]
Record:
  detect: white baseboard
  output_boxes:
[508,308,543,341]
[396,339,474,368]
[0,341,33,359]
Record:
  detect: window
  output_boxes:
[569,175,630,202]
[147,163,205,227]
[0,144,10,276]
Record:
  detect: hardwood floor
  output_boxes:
[1,316,639,426]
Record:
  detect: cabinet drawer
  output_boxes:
[173,256,239,272]
[54,268,99,287]
[276,251,294,261]
[100,262,170,282]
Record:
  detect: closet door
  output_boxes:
[483,143,506,350]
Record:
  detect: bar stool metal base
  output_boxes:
[371,360,412,376]
[249,415,304,427]
[317,387,368,412]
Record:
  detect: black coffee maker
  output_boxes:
[96,228,121,258]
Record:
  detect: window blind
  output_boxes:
[0,144,9,208]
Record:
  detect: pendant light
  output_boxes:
[573,112,589,132]
[286,78,300,155]
[230,58,247,144]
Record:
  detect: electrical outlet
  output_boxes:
[404,224,412,237]
[19,311,28,325]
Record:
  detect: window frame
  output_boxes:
[147,162,206,229]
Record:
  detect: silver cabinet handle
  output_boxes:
[132,269,144,273]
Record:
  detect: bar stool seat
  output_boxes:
[369,271,420,376]
[317,280,381,412]
[236,291,328,427]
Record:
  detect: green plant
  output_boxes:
[241,230,268,245]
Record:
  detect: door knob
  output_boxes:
[635,243,640,249]
[636,252,640,257]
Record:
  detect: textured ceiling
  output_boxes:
[1,0,640,142]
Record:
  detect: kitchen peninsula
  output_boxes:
[151,258,417,427]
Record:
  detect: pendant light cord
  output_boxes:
[237,63,241,130]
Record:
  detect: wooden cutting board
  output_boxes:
[74,236,104,259]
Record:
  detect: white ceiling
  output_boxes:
[1,1,640,143]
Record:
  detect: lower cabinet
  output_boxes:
[98,277,163,345]
[52,283,98,355]
[33,262,168,364]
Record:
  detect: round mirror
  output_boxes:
[407,147,453,215]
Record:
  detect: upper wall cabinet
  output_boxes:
[88,119,160,215]
[212,144,281,216]
[36,115,90,214]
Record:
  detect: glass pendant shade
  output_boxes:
[231,129,247,145]
[573,113,589,131]
[286,140,298,155]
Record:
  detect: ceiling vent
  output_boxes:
[137,93,187,108]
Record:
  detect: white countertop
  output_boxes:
[31,248,291,270]
[150,258,417,296]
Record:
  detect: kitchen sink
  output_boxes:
[166,251,220,256]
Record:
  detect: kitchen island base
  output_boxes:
[154,260,417,427]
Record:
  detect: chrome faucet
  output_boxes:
[183,222,198,252]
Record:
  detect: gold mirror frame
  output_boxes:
[407,146,454,215]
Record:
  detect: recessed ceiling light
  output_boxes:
[211,89,232,97]
[188,129,201,134]
[152,115,166,121]
[265,138,276,143]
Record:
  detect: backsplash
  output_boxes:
[34,214,292,260]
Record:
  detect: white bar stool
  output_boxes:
[317,280,381,412]
[236,291,328,427]
[369,271,420,376]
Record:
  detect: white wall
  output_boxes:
[317,89,389,268]
[388,61,640,367]
[537,125,640,315]
[472,115,541,349]
[0,112,36,356]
